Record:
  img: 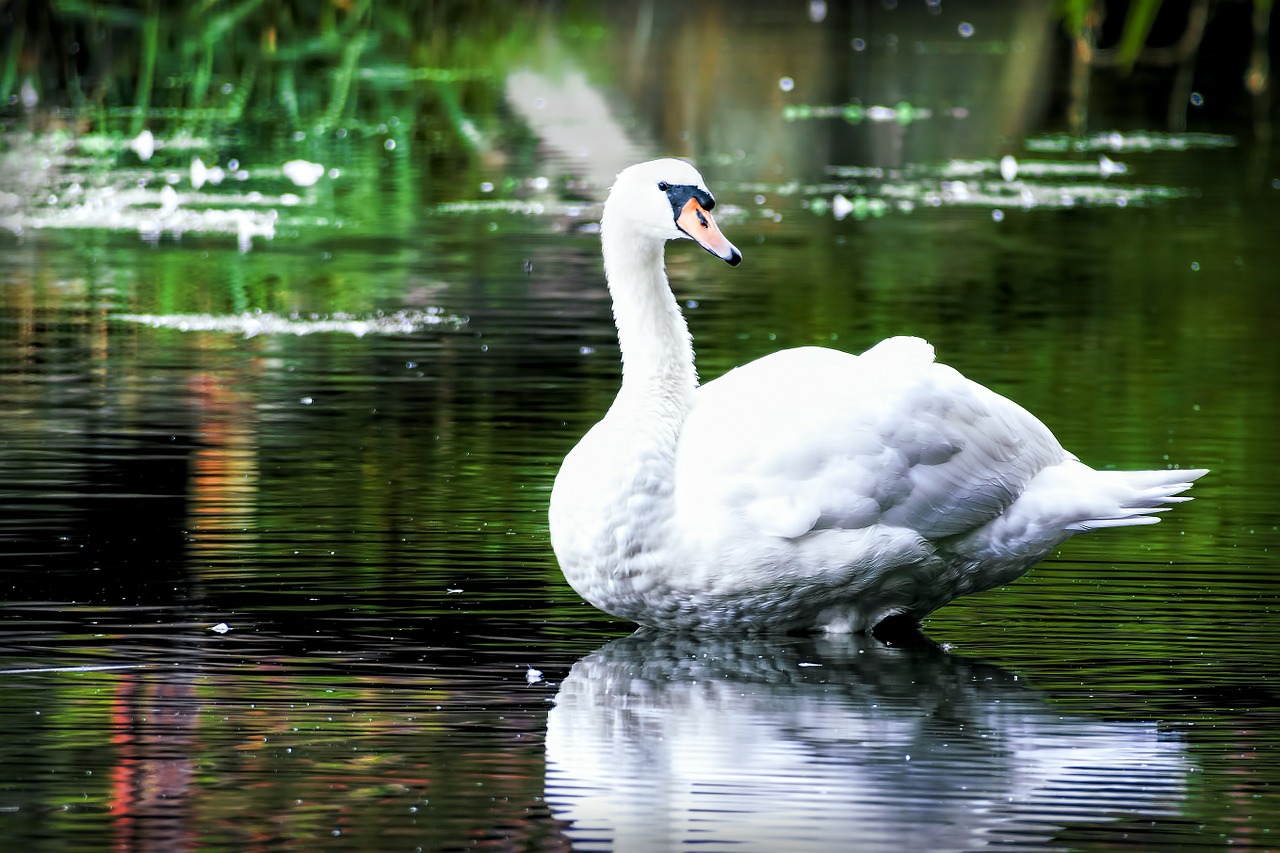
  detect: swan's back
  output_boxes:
[675,337,1068,545]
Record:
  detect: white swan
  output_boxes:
[549,158,1206,633]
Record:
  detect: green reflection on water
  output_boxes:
[2,1,1279,850]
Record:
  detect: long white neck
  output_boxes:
[600,221,697,418]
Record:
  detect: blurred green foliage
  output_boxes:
[1,0,575,147]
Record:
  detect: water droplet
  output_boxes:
[1190,261,1200,271]
[851,37,867,51]
[958,22,974,37]
[1190,91,1204,106]
[384,139,396,151]
[991,209,1005,222]
[779,76,795,93]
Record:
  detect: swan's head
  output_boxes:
[604,159,742,266]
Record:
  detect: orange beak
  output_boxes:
[677,198,742,266]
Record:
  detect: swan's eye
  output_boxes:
[657,181,670,192]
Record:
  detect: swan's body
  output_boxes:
[549,159,1206,633]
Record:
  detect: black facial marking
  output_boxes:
[662,182,716,222]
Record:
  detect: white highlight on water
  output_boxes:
[115,309,467,338]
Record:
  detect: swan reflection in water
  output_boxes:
[545,632,1188,852]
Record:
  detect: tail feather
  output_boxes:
[1066,467,1208,533]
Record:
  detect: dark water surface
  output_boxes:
[3,2,1279,850]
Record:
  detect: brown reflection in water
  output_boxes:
[109,676,198,853]
[187,369,261,556]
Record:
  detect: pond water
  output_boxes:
[2,2,1278,850]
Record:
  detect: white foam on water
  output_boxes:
[114,309,468,338]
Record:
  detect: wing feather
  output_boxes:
[673,339,1069,544]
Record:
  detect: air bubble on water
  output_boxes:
[999,155,1018,181]
[130,129,155,162]
[832,194,854,220]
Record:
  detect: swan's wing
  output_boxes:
[674,338,1070,543]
